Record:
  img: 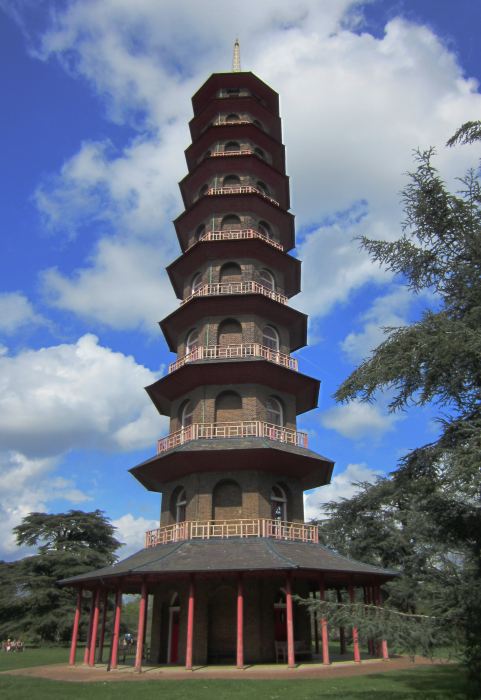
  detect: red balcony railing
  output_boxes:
[168,343,298,373]
[206,185,279,207]
[187,228,283,251]
[182,280,287,305]
[157,420,308,454]
[145,518,319,548]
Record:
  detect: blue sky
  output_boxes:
[1,0,480,559]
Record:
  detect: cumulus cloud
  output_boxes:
[304,462,381,521]
[0,292,44,335]
[0,333,165,457]
[112,512,159,557]
[320,399,400,439]
[0,451,90,559]
[15,2,479,331]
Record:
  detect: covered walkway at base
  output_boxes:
[61,537,396,672]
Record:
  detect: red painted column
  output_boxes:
[83,592,95,664]
[285,573,296,668]
[88,588,101,666]
[97,590,108,663]
[110,586,122,669]
[69,588,82,665]
[348,583,361,663]
[336,588,347,654]
[319,577,330,665]
[185,574,195,670]
[236,574,244,668]
[375,585,389,660]
[135,580,148,672]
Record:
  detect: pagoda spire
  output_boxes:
[232,38,241,72]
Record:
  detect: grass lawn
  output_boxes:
[0,647,68,671]
[0,664,468,700]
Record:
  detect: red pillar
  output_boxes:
[83,592,95,664]
[185,574,195,670]
[69,588,82,665]
[110,586,122,669]
[285,573,296,668]
[348,583,361,663]
[336,588,347,654]
[319,577,330,665]
[135,580,148,672]
[236,573,244,668]
[88,588,101,666]
[375,585,389,660]
[97,590,108,663]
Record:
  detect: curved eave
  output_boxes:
[192,72,280,116]
[145,359,319,416]
[160,295,307,352]
[167,238,301,299]
[59,537,399,592]
[178,155,290,210]
[189,97,282,142]
[185,123,286,173]
[130,437,334,491]
[174,193,295,252]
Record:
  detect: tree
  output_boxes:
[0,510,122,643]
[332,121,481,693]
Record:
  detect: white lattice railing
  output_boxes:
[212,118,253,127]
[157,420,308,454]
[187,228,283,252]
[182,280,287,306]
[211,149,253,157]
[145,518,319,548]
[206,185,280,207]
[168,343,298,373]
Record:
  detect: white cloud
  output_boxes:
[42,239,177,333]
[340,285,419,362]
[0,292,44,335]
[0,333,165,457]
[320,399,399,439]
[304,461,381,520]
[0,451,91,559]
[20,3,480,331]
[112,512,159,557]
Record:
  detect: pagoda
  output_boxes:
[62,44,396,670]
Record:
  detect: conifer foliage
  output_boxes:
[0,510,122,643]
[324,121,481,692]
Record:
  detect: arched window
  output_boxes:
[212,480,242,519]
[185,328,199,355]
[256,180,269,195]
[198,183,209,198]
[175,488,187,523]
[226,113,240,123]
[258,220,273,239]
[195,224,206,241]
[215,391,242,422]
[218,319,242,347]
[221,214,241,231]
[191,272,203,295]
[219,262,242,284]
[263,325,279,351]
[271,484,287,521]
[179,400,194,428]
[254,147,265,160]
[225,141,240,152]
[259,268,275,291]
[266,396,283,426]
[223,174,241,189]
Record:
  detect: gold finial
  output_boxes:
[232,38,241,72]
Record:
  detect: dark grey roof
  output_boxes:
[59,538,398,586]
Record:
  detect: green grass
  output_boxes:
[0,646,68,671]
[0,666,468,700]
